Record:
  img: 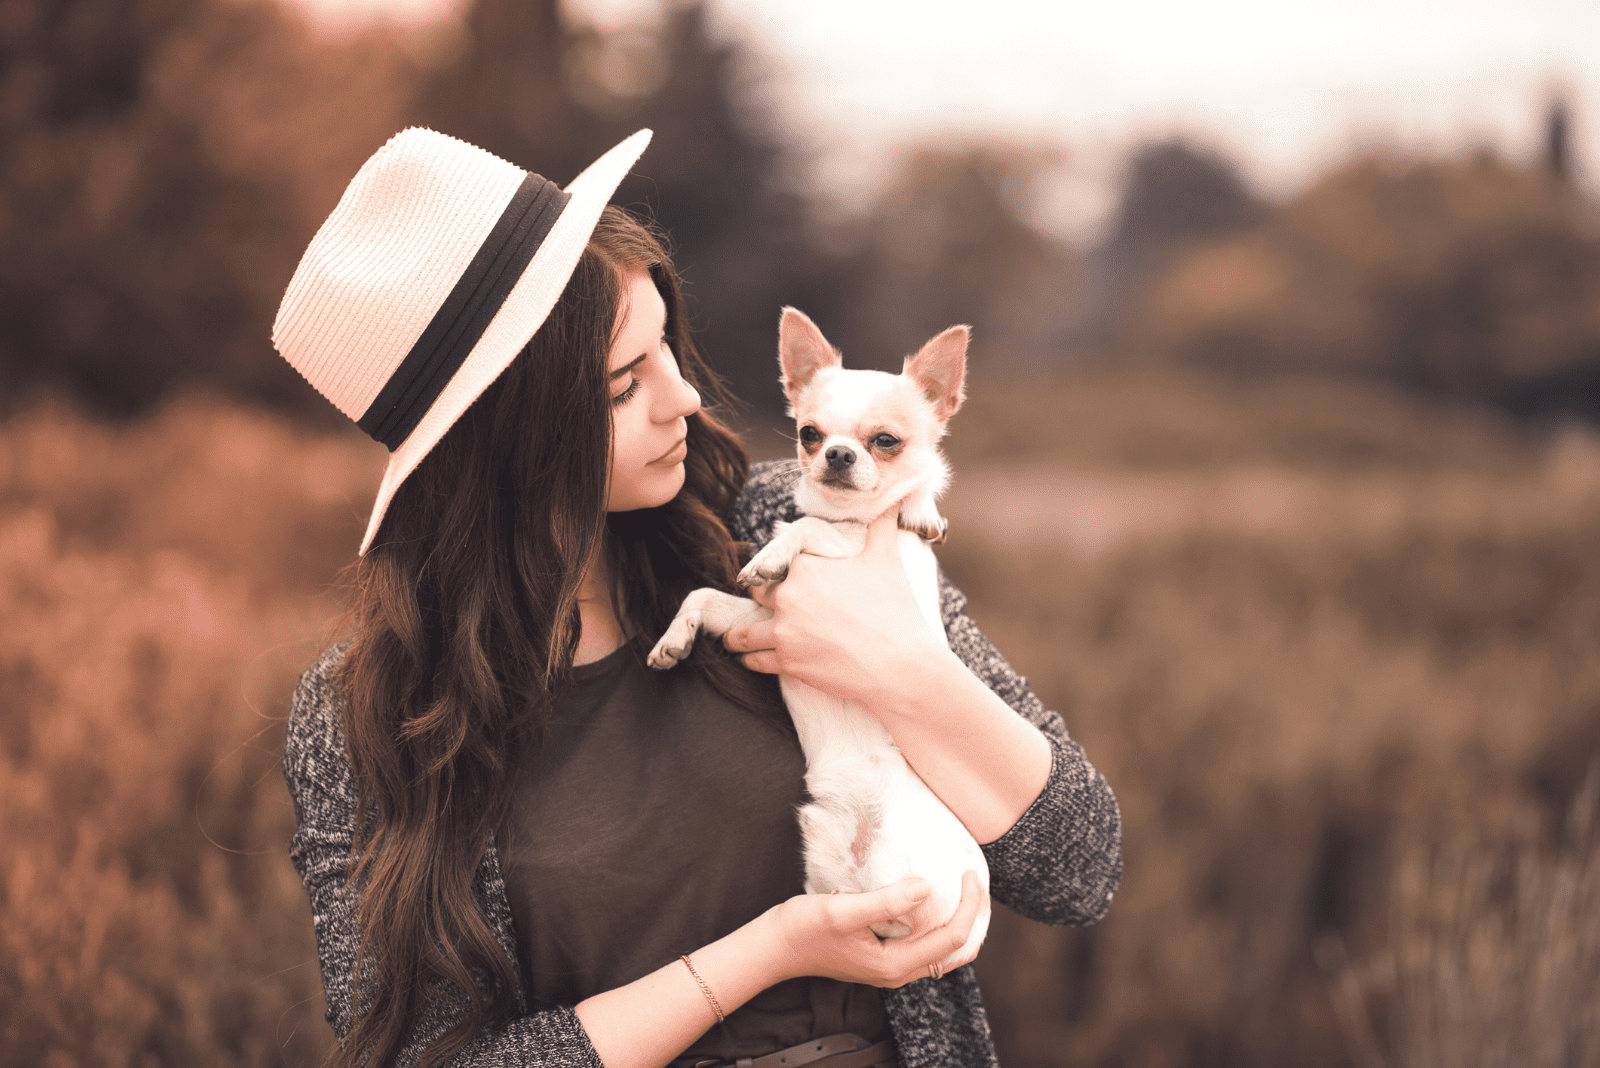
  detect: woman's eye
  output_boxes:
[612,378,640,406]
[799,425,822,444]
[873,434,901,449]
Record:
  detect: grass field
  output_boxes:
[942,375,1600,1068]
[2,374,1596,1066]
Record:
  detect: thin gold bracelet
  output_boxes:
[680,953,725,1024]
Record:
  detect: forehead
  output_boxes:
[610,270,664,368]
[806,370,926,434]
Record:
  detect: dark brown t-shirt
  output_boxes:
[497,642,892,1066]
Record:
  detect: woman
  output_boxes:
[278,128,1121,1068]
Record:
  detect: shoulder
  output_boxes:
[283,640,356,800]
[725,458,804,547]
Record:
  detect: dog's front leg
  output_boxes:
[647,588,770,669]
[897,484,948,544]
[738,517,867,588]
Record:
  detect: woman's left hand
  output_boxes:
[724,501,1054,844]
[723,507,950,705]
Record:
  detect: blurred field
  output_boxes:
[0,399,382,1066]
[940,376,1600,1067]
[3,377,1599,1066]
[5,0,1598,1063]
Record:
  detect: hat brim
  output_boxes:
[358,129,652,554]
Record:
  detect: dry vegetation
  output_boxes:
[944,375,1600,1067]
[2,375,1597,1066]
[1324,773,1600,1068]
[0,398,382,1066]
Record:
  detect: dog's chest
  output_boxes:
[778,526,946,758]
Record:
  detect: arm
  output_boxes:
[285,649,984,1068]
[941,592,1122,925]
[724,508,1121,927]
[575,871,982,1068]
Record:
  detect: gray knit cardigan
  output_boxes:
[284,460,1122,1068]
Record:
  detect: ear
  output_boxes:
[778,307,841,405]
[903,324,969,423]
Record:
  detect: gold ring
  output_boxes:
[928,961,943,981]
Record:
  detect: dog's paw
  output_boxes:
[736,561,788,588]
[737,548,791,588]
[901,514,949,544]
[646,618,698,669]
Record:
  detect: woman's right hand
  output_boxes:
[762,871,986,987]
[575,872,986,1068]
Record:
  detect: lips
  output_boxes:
[651,437,688,465]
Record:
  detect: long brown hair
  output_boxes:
[333,207,775,1068]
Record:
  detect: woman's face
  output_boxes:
[605,269,701,511]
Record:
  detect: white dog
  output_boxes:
[647,307,989,967]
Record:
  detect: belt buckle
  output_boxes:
[694,1032,886,1068]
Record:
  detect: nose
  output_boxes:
[655,364,701,423]
[825,444,855,470]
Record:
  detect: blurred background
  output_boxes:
[2,0,1599,1064]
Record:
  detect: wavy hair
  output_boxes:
[332,207,776,1068]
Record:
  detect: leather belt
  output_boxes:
[693,1032,897,1068]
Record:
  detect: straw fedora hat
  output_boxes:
[273,127,652,554]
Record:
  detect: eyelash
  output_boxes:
[612,336,669,406]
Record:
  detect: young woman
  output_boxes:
[278,128,1121,1068]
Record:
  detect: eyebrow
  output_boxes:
[609,353,648,380]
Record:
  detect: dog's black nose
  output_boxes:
[825,445,856,470]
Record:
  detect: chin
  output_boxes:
[608,464,687,512]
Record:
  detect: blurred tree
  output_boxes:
[611,4,814,417]
[0,0,1088,425]
[823,145,1081,377]
[1545,96,1571,183]
[0,0,416,419]
[1128,152,1600,410]
[411,0,597,179]
[1080,140,1267,351]
[1105,141,1266,264]
[414,0,813,419]
[415,0,1094,417]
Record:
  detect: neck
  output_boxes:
[574,540,626,665]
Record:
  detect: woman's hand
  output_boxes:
[763,871,986,987]
[575,873,985,1068]
[724,502,1054,845]
[726,507,949,705]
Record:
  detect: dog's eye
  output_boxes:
[872,434,901,450]
[799,425,822,445]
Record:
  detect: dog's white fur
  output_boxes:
[647,308,989,967]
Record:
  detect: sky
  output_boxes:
[284,0,1600,243]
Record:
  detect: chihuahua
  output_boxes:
[646,307,989,968]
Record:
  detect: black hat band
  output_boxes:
[357,172,571,451]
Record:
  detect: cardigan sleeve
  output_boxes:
[728,459,1122,929]
[283,645,606,1068]
[939,579,1122,926]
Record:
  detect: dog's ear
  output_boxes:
[903,324,969,423]
[779,307,841,405]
